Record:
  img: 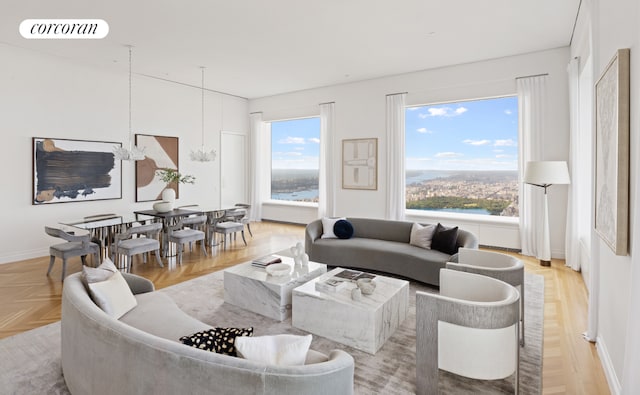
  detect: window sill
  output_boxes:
[262,200,318,208]
[404,209,519,226]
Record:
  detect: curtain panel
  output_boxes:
[565,57,581,271]
[249,112,265,222]
[385,93,406,221]
[319,102,336,218]
[517,75,547,259]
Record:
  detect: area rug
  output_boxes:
[0,270,543,394]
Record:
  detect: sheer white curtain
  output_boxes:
[319,102,336,218]
[517,75,547,258]
[249,112,265,222]
[565,57,581,271]
[386,93,406,220]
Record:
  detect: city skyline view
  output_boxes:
[405,96,518,171]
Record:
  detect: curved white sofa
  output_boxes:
[61,272,354,395]
[305,217,479,286]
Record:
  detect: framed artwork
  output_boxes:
[342,138,377,190]
[32,137,122,205]
[594,48,630,256]
[135,134,179,202]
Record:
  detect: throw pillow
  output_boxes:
[87,270,138,319]
[430,223,459,255]
[409,223,437,250]
[180,327,253,356]
[321,217,346,239]
[235,334,313,366]
[81,257,118,287]
[333,219,354,239]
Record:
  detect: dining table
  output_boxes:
[61,213,155,260]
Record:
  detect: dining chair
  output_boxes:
[447,247,526,345]
[166,215,208,264]
[211,209,247,250]
[112,223,164,270]
[225,203,253,237]
[44,226,101,281]
[416,269,520,394]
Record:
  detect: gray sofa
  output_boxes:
[61,272,354,395]
[305,218,478,286]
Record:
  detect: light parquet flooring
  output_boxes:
[0,221,609,394]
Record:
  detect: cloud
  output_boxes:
[419,106,468,118]
[278,136,306,144]
[293,147,304,151]
[273,151,303,157]
[504,109,513,115]
[493,149,504,153]
[407,107,421,111]
[494,139,517,147]
[495,154,512,158]
[307,137,320,144]
[416,127,432,134]
[463,139,491,146]
[435,152,463,158]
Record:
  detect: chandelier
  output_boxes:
[190,67,217,162]
[114,45,145,161]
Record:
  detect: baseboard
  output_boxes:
[596,335,622,395]
[0,248,48,265]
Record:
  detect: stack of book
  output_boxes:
[251,255,282,268]
[314,269,376,293]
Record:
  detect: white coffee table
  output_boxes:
[292,267,409,354]
[223,256,327,321]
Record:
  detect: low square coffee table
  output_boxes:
[292,267,409,354]
[223,255,326,321]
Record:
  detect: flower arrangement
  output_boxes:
[155,168,196,184]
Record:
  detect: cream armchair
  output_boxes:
[446,247,525,345]
[416,269,521,394]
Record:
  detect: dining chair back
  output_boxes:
[44,226,100,281]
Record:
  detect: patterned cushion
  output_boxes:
[180,327,253,356]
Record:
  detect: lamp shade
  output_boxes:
[523,161,570,186]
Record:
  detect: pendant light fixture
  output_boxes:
[190,66,217,162]
[114,45,146,161]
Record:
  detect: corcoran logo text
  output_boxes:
[20,19,109,39]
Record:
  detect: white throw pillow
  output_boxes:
[409,223,437,250]
[82,258,118,285]
[235,334,313,366]
[87,271,138,319]
[321,217,346,239]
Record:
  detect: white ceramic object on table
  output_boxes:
[266,263,291,277]
[161,188,176,203]
[153,201,174,213]
[357,278,376,295]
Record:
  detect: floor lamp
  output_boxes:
[523,161,571,266]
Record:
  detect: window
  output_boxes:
[405,96,519,217]
[270,117,321,203]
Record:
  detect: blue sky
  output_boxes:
[271,117,320,169]
[405,96,518,171]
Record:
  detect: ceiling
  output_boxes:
[1,0,580,99]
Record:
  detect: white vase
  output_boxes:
[162,188,176,203]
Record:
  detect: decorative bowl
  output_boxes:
[266,263,291,277]
[356,278,376,295]
[152,201,174,213]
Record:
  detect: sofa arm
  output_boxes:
[456,229,479,250]
[305,219,323,252]
[122,273,155,294]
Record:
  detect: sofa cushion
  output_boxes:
[235,334,313,366]
[431,223,459,255]
[81,258,118,287]
[180,327,254,356]
[334,219,354,239]
[321,217,346,239]
[120,292,211,341]
[409,223,437,250]
[87,271,138,319]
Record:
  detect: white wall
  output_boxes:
[581,0,640,393]
[250,47,571,254]
[0,44,248,264]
